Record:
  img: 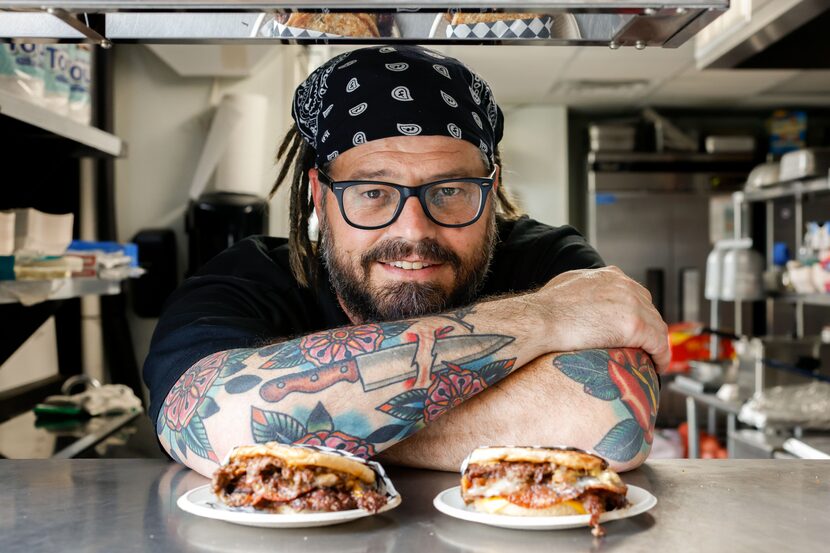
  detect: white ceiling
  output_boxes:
[322,42,830,108]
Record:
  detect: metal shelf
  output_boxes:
[0,90,125,157]
[0,278,122,305]
[742,177,830,202]
[0,1,727,47]
[0,1,728,8]
[773,293,830,307]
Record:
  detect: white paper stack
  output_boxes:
[0,211,14,256]
[12,208,74,256]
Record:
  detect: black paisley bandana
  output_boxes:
[291,45,504,168]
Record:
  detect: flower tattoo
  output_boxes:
[424,364,487,423]
[163,353,222,432]
[300,324,385,366]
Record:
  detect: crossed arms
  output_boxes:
[156,270,661,478]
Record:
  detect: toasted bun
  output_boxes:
[227,443,375,484]
[472,497,584,517]
[466,446,608,472]
[451,12,545,25]
[285,13,379,37]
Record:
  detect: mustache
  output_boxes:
[360,238,462,273]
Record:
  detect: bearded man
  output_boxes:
[144,46,668,478]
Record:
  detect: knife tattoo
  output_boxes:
[260,334,514,403]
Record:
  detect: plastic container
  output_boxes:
[41,44,71,116]
[589,124,635,152]
[0,43,44,103]
[67,45,92,125]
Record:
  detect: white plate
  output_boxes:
[177,485,402,528]
[433,485,656,530]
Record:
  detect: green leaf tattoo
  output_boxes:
[260,341,308,369]
[595,419,644,461]
[183,414,218,463]
[553,350,620,401]
[251,407,306,443]
[307,401,334,432]
[477,358,516,386]
[377,389,429,421]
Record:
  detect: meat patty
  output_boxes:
[212,454,388,513]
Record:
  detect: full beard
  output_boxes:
[319,210,498,323]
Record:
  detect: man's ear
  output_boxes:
[493,163,501,193]
[309,167,323,217]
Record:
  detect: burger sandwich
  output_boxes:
[460,446,629,536]
[212,442,389,513]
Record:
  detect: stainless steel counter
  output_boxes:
[1,459,827,552]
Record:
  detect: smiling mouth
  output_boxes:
[379,260,438,270]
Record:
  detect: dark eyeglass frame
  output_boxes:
[316,167,497,230]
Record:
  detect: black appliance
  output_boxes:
[185,192,269,275]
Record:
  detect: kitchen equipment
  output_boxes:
[130,229,178,318]
[642,108,697,152]
[589,124,635,152]
[705,248,726,301]
[185,192,268,275]
[705,135,754,154]
[744,161,781,189]
[721,247,765,301]
[689,359,735,390]
[779,147,830,181]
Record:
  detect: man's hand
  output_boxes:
[532,266,670,373]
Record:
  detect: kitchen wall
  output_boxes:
[112,44,304,377]
[500,104,569,227]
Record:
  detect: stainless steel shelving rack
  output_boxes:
[739,173,830,337]
[0,1,728,47]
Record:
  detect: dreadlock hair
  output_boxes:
[269,123,522,288]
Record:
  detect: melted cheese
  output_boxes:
[564,500,586,514]
[470,478,523,497]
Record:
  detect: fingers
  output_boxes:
[604,267,671,373]
[542,266,671,372]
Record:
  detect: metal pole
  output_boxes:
[794,193,804,338]
[707,406,716,436]
[727,414,736,458]
[79,157,105,385]
[765,200,774,335]
[687,396,699,459]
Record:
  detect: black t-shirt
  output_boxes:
[142,215,604,426]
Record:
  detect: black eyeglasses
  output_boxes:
[316,167,497,230]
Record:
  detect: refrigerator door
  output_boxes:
[592,191,711,325]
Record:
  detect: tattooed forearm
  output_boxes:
[553,349,659,462]
[157,313,525,471]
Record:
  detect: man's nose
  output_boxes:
[389,195,438,241]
